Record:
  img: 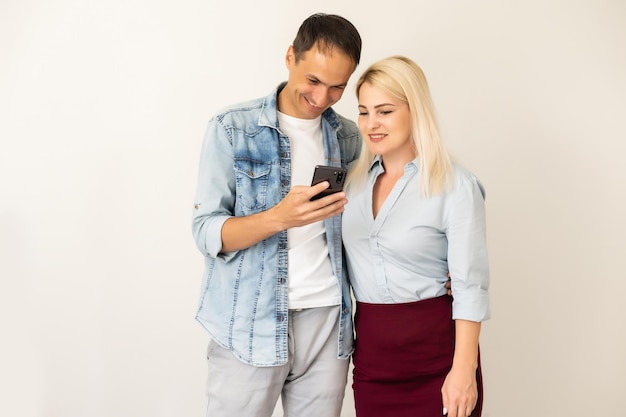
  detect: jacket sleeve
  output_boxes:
[191,116,236,260]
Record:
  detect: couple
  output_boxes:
[191,13,489,417]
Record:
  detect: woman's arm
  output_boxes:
[441,319,481,417]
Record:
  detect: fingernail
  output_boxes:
[443,407,447,415]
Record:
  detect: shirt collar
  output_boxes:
[368,155,420,174]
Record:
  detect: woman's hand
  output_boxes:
[441,365,478,416]
[441,319,481,416]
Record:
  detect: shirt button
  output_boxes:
[343,308,349,314]
[278,315,285,322]
[280,278,286,284]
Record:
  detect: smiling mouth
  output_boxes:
[369,134,386,141]
[304,96,321,108]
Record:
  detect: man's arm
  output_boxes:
[192,116,348,256]
[221,182,347,252]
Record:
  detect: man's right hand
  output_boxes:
[271,181,348,230]
[220,181,347,253]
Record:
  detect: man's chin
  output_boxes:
[299,108,324,119]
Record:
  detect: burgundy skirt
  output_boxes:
[352,296,482,417]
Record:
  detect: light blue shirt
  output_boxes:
[191,84,362,366]
[342,157,490,322]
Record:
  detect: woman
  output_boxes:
[342,56,490,417]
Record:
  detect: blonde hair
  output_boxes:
[346,56,452,197]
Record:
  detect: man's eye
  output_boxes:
[308,79,319,85]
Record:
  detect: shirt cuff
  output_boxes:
[451,289,490,322]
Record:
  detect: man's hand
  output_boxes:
[445,273,452,296]
[220,181,347,253]
[270,181,348,230]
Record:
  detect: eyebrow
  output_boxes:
[357,103,397,109]
[308,74,348,89]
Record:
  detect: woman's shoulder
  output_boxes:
[450,163,486,198]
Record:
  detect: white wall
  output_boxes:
[1,1,624,416]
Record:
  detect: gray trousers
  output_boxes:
[205,305,349,417]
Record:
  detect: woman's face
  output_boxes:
[357,82,414,160]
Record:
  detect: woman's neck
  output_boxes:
[380,150,416,177]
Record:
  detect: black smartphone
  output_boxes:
[310,165,347,201]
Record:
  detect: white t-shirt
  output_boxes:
[277,111,341,310]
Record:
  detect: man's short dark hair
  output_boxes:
[292,13,362,66]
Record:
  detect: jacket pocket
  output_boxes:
[234,158,271,214]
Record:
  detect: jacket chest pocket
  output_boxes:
[234,159,272,214]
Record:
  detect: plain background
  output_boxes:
[1,1,625,416]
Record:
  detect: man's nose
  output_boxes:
[312,86,330,106]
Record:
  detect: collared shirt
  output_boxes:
[342,157,490,322]
[191,83,362,366]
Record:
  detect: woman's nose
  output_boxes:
[367,115,380,129]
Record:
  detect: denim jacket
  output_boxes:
[192,83,362,366]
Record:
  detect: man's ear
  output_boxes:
[285,45,295,68]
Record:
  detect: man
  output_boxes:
[191,13,362,417]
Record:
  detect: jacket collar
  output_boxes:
[258,82,343,131]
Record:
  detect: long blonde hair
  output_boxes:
[346,56,452,197]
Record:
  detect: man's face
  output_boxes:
[279,44,356,119]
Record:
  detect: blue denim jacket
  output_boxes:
[192,84,362,366]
